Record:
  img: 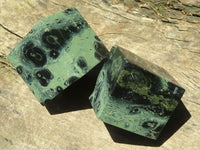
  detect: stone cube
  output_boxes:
[89,45,185,140]
[7,7,108,104]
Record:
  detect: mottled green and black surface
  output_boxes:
[7,7,108,104]
[89,46,185,140]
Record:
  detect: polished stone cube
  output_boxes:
[7,7,108,104]
[89,45,185,140]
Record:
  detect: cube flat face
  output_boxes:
[7,7,108,104]
[89,46,185,140]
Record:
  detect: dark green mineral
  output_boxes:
[7,7,108,104]
[89,45,185,140]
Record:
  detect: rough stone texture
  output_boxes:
[7,7,108,104]
[90,46,185,140]
[0,0,200,150]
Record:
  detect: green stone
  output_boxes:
[7,7,108,104]
[89,45,185,140]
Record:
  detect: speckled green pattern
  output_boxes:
[89,46,185,140]
[7,7,108,104]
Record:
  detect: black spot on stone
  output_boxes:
[142,121,158,129]
[124,122,130,128]
[129,106,140,114]
[76,22,83,28]
[16,66,23,74]
[93,88,100,103]
[77,56,87,69]
[36,69,53,87]
[50,88,54,92]
[40,79,48,86]
[93,81,103,103]
[23,42,47,67]
[56,86,63,93]
[101,71,105,78]
[29,30,33,34]
[49,50,59,59]
[95,101,101,112]
[42,29,70,50]
[57,20,62,24]
[95,35,101,41]
[31,90,35,95]
[64,76,79,86]
[94,41,100,50]
[68,25,79,33]
[64,8,73,14]
[94,41,108,60]
[73,66,80,74]
[27,74,32,81]
[36,69,51,79]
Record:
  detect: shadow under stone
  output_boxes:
[44,61,105,115]
[104,100,191,146]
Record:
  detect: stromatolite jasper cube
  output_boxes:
[7,7,108,104]
[89,45,185,140]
